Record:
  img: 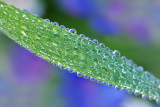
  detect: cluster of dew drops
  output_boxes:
[1,3,160,104]
[43,18,160,104]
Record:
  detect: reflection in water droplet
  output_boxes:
[77,72,82,77]
[90,77,96,81]
[108,83,113,87]
[149,96,154,101]
[128,90,133,94]
[83,75,89,79]
[121,88,126,92]
[156,99,160,104]
[134,91,140,96]
[115,86,121,90]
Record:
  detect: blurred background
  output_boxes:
[0,0,160,107]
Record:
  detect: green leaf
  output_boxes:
[0,1,160,104]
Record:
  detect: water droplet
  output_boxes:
[16,11,19,14]
[133,80,138,85]
[77,72,82,77]
[60,25,65,29]
[90,77,96,81]
[142,94,148,99]
[97,80,102,84]
[128,90,133,94]
[0,4,4,7]
[93,39,98,43]
[115,86,121,90]
[108,83,113,87]
[121,56,127,60]
[65,28,69,31]
[51,22,59,26]
[122,69,127,74]
[102,82,107,85]
[113,50,120,57]
[106,47,110,50]
[121,88,126,92]
[100,43,105,48]
[149,96,154,101]
[114,62,118,66]
[53,63,57,66]
[23,9,29,13]
[60,66,65,69]
[83,75,89,79]
[137,66,144,71]
[134,91,140,96]
[128,59,133,63]
[69,29,77,34]
[80,34,85,38]
[69,69,74,73]
[120,73,125,78]
[85,37,91,40]
[108,63,114,70]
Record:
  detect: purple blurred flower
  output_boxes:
[11,45,53,85]
[59,70,128,107]
[58,0,160,43]
[58,0,96,18]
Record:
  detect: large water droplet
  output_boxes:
[142,94,148,100]
[115,86,121,90]
[83,75,89,79]
[134,91,140,96]
[77,72,82,77]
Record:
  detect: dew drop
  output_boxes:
[69,69,74,73]
[51,22,59,26]
[23,9,29,13]
[106,47,110,50]
[108,63,114,70]
[0,4,4,7]
[53,63,57,66]
[80,34,85,38]
[122,56,127,60]
[121,88,126,92]
[120,73,125,78]
[102,82,107,85]
[122,69,127,74]
[134,91,140,96]
[83,75,89,79]
[113,50,120,57]
[142,94,148,99]
[77,72,82,77]
[128,90,133,94]
[149,96,154,101]
[90,77,96,81]
[69,29,77,34]
[137,66,144,71]
[44,19,50,22]
[93,39,98,43]
[60,25,65,29]
[85,37,91,40]
[108,83,113,87]
[22,14,26,17]
[97,80,102,84]
[115,86,121,90]
[16,11,19,14]
[66,28,69,31]
[100,43,105,48]
[128,59,133,64]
